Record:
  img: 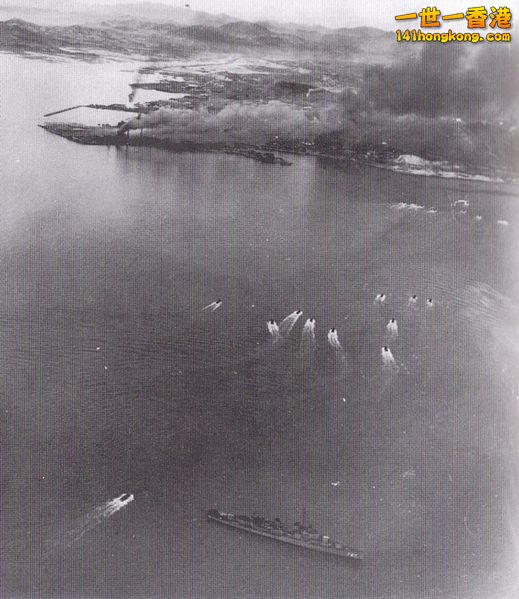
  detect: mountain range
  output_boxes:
[0,10,397,59]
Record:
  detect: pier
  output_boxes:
[43,105,85,117]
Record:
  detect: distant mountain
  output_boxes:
[96,17,180,34]
[0,18,189,56]
[0,16,400,60]
[319,26,397,58]
[218,21,304,48]
[321,26,392,47]
[175,25,233,45]
[0,18,56,50]
[219,21,274,37]
[257,20,332,35]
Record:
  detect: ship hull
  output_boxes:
[207,512,362,560]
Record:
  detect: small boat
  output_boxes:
[207,509,362,560]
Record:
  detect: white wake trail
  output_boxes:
[63,494,134,547]
[327,328,344,352]
[267,319,281,343]
[202,299,222,312]
[386,318,398,339]
[381,346,398,370]
[303,318,316,339]
[279,310,303,336]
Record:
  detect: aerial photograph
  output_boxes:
[1,0,518,597]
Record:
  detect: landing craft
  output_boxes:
[117,493,134,503]
[63,493,135,547]
[327,328,344,352]
[387,318,398,337]
[426,298,434,307]
[303,318,316,333]
[381,346,396,368]
[267,320,281,340]
[375,293,386,303]
[111,493,135,508]
[202,299,223,312]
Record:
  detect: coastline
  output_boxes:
[38,123,293,165]
[38,121,517,183]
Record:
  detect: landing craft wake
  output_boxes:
[386,318,398,339]
[59,494,134,547]
[381,346,397,370]
[303,318,316,341]
[202,299,222,312]
[327,328,343,352]
[267,319,281,342]
[279,310,303,336]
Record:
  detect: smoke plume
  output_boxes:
[125,100,339,145]
[362,43,519,121]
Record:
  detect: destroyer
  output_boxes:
[207,509,362,560]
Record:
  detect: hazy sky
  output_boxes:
[4,0,519,29]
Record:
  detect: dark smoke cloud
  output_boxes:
[327,43,519,169]
[343,111,518,167]
[126,100,340,144]
[122,45,518,170]
[362,43,519,121]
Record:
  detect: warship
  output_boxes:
[207,509,362,560]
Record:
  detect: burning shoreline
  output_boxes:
[38,120,517,183]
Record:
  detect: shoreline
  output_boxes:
[38,122,517,183]
[38,123,293,165]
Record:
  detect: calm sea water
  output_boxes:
[2,53,519,599]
